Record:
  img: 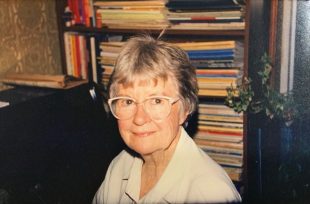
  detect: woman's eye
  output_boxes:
[119,99,134,107]
[150,98,163,105]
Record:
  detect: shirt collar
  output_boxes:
[125,156,143,202]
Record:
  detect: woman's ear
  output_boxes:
[178,106,190,126]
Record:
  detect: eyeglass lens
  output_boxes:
[110,97,173,120]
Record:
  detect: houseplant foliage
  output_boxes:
[225,54,310,201]
[225,53,298,124]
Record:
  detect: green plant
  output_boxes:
[225,53,298,123]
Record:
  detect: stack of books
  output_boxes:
[174,40,244,97]
[94,0,169,29]
[98,41,124,87]
[194,102,244,181]
[165,0,246,30]
[175,39,244,181]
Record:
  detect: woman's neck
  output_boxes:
[139,129,181,198]
[142,128,181,169]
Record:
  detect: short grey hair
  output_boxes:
[108,35,198,115]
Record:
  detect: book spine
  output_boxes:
[90,36,98,83]
[75,34,81,78]
[79,35,87,80]
[64,32,73,76]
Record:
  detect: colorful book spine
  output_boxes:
[63,32,90,80]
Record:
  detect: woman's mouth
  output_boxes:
[133,131,154,137]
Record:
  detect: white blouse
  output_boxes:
[93,127,241,204]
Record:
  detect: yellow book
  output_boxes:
[198,114,243,123]
[97,9,163,14]
[198,125,243,134]
[174,41,235,50]
[99,13,165,20]
[94,1,165,7]
[198,89,230,97]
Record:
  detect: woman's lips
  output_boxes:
[132,131,155,137]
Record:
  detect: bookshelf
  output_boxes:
[55,0,253,198]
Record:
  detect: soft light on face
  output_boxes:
[115,77,188,156]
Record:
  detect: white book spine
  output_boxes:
[64,32,73,76]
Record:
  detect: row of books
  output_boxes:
[98,41,123,87]
[64,0,246,30]
[63,32,88,79]
[194,102,244,181]
[63,32,98,82]
[174,40,244,97]
[99,39,244,96]
[166,0,245,30]
[94,0,168,29]
[64,0,96,27]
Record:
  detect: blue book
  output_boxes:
[187,49,234,56]
[189,54,234,60]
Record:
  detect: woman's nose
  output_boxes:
[133,103,151,125]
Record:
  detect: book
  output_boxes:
[207,152,243,167]
[166,0,245,11]
[175,40,236,50]
[63,32,90,79]
[64,32,73,76]
[170,22,245,30]
[198,114,243,123]
[198,103,243,116]
[0,74,87,89]
[224,166,243,181]
[198,124,243,134]
[194,130,243,143]
[166,10,243,18]
[90,36,98,83]
[94,1,165,7]
[94,0,168,29]
[198,89,232,97]
[198,144,243,155]
[198,120,243,128]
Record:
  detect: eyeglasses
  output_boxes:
[108,96,179,120]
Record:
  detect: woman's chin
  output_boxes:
[129,144,156,156]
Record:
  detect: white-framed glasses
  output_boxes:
[108,96,180,120]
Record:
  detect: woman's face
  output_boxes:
[115,76,188,156]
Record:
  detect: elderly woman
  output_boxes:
[93,35,241,204]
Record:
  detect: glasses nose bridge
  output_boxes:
[134,100,148,113]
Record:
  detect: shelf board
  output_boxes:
[63,26,245,36]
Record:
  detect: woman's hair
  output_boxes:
[108,35,198,115]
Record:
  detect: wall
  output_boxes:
[0,0,62,84]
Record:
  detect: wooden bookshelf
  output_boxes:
[55,0,256,199]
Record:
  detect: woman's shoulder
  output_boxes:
[180,136,241,202]
[181,132,224,172]
[108,148,138,173]
[110,148,134,164]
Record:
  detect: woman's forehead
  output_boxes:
[117,76,177,92]
[119,77,163,89]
